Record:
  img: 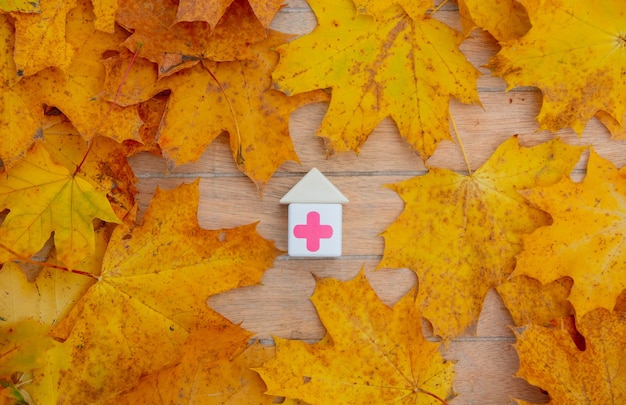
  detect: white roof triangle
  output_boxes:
[280,168,348,204]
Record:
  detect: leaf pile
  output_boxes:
[2,0,626,404]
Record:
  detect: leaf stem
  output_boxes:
[428,0,449,17]
[0,243,99,280]
[449,112,472,175]
[204,65,244,165]
[417,388,449,405]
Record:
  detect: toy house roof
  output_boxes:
[280,168,348,204]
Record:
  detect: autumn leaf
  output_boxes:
[91,0,118,33]
[175,0,284,29]
[10,0,76,77]
[111,317,276,404]
[496,276,573,327]
[0,15,39,167]
[457,0,530,41]
[117,0,267,78]
[272,0,480,160]
[0,223,109,379]
[352,0,429,21]
[102,32,327,188]
[256,270,455,404]
[379,137,584,341]
[488,0,626,135]
[513,149,626,320]
[514,309,626,404]
[40,113,138,219]
[0,0,39,13]
[0,142,121,268]
[14,0,142,145]
[25,181,280,403]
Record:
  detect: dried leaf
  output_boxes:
[30,181,280,402]
[0,0,40,12]
[272,0,480,160]
[256,271,455,404]
[379,137,583,341]
[352,0,429,21]
[496,276,573,327]
[457,0,530,41]
[117,0,266,77]
[176,0,283,29]
[40,114,138,220]
[0,15,39,167]
[514,149,626,320]
[91,0,118,33]
[514,309,626,404]
[10,0,75,76]
[488,0,626,135]
[102,32,327,188]
[111,317,276,404]
[0,142,121,268]
[15,0,142,145]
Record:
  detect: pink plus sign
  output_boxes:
[293,211,333,252]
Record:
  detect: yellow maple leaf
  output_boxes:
[102,31,327,188]
[514,149,626,320]
[40,113,138,220]
[14,0,142,145]
[457,0,530,41]
[110,318,276,404]
[496,275,573,327]
[256,270,455,404]
[24,181,280,402]
[0,142,121,268]
[488,0,626,135]
[352,0,429,21]
[91,0,118,33]
[0,224,109,380]
[379,137,584,341]
[0,0,39,12]
[0,15,39,167]
[514,309,626,404]
[272,0,480,160]
[10,0,75,76]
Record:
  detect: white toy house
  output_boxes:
[280,168,348,257]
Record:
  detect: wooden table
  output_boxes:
[128,1,625,403]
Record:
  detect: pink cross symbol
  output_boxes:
[293,211,333,252]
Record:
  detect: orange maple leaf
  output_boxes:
[457,0,530,41]
[379,137,583,341]
[23,181,280,402]
[514,149,626,320]
[256,270,456,404]
[117,0,266,78]
[175,0,284,29]
[514,309,626,404]
[111,319,276,404]
[102,32,327,188]
[488,0,626,135]
[272,0,480,160]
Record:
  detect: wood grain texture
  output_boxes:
[127,1,626,403]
